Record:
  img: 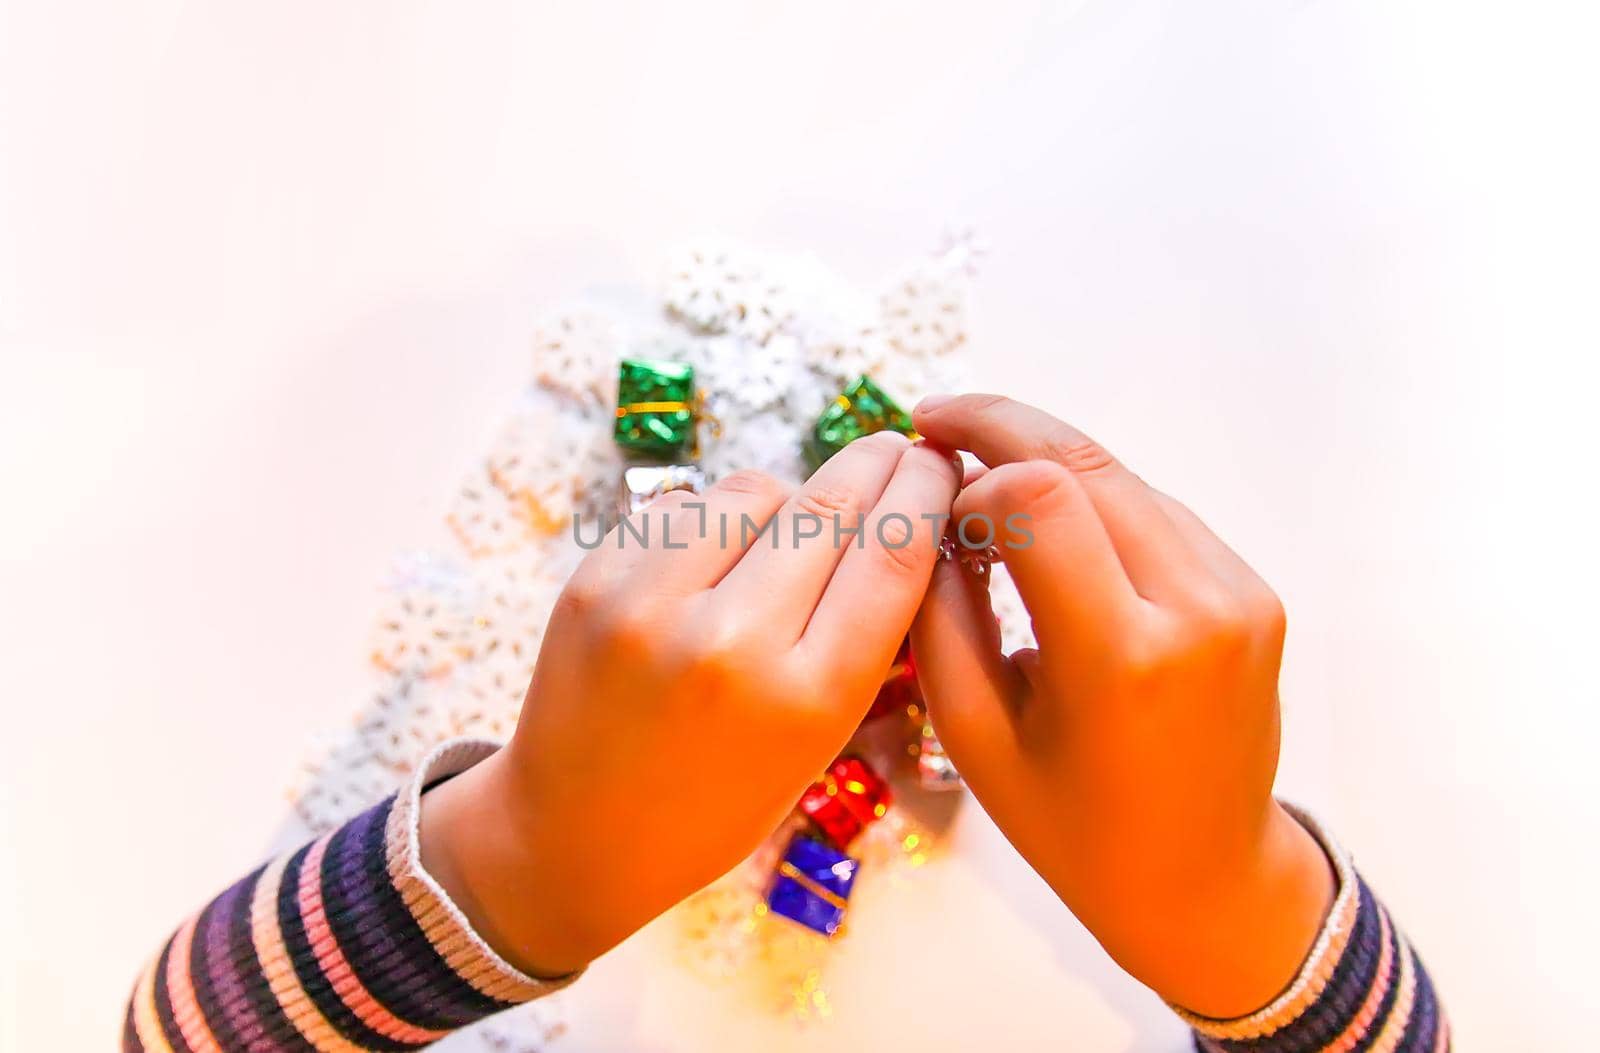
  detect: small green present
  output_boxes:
[614,358,698,459]
[805,375,917,468]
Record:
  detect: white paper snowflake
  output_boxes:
[447,467,539,559]
[685,332,801,412]
[369,558,479,680]
[464,566,560,673]
[356,675,460,771]
[988,562,1039,655]
[531,311,617,408]
[289,734,402,834]
[487,405,620,535]
[663,244,794,344]
[871,345,971,408]
[802,332,887,388]
[877,259,969,360]
[699,409,804,482]
[477,1001,568,1052]
[449,657,528,744]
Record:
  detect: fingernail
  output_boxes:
[916,394,954,413]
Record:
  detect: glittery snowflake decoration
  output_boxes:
[877,255,970,360]
[989,562,1038,655]
[531,311,618,408]
[488,400,621,534]
[369,555,478,679]
[684,333,800,412]
[663,244,795,344]
[477,1000,568,1052]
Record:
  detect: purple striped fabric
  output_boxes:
[124,740,569,1053]
[124,745,1448,1051]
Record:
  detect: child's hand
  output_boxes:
[910,394,1334,1017]
[421,432,959,976]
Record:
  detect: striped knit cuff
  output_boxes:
[387,738,581,1003]
[1173,805,1450,1052]
[124,739,573,1053]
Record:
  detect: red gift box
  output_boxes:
[799,756,893,849]
[866,636,920,721]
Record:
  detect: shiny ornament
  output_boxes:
[939,534,1001,580]
[766,833,858,938]
[798,756,892,849]
[614,358,699,459]
[916,720,964,791]
[804,374,917,469]
[618,464,707,517]
[867,636,920,721]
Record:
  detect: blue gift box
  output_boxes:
[767,833,859,937]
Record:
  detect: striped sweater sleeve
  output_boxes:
[1175,806,1451,1053]
[123,740,573,1052]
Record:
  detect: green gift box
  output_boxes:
[805,375,917,468]
[614,358,698,459]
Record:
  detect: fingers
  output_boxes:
[914,393,1209,604]
[714,431,910,640]
[953,460,1142,656]
[911,557,1025,790]
[683,470,800,584]
[568,470,791,597]
[799,441,961,682]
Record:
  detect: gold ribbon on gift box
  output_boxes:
[818,773,888,818]
[775,860,851,911]
[614,389,724,458]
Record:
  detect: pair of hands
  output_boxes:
[420,394,1334,1017]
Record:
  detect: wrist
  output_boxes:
[418,750,601,977]
[1081,800,1344,1011]
[1111,801,1336,1018]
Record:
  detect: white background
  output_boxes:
[3,2,1597,1050]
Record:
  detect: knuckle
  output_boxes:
[1185,589,1252,650]
[963,392,1013,417]
[593,605,657,654]
[765,663,820,711]
[1038,432,1117,475]
[682,621,757,691]
[873,520,925,575]
[1114,638,1173,690]
[1252,589,1288,641]
[979,459,1075,511]
[904,444,961,487]
[795,483,859,519]
[860,428,913,452]
[716,468,785,500]
[553,579,605,622]
[875,513,916,550]
[683,631,738,673]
